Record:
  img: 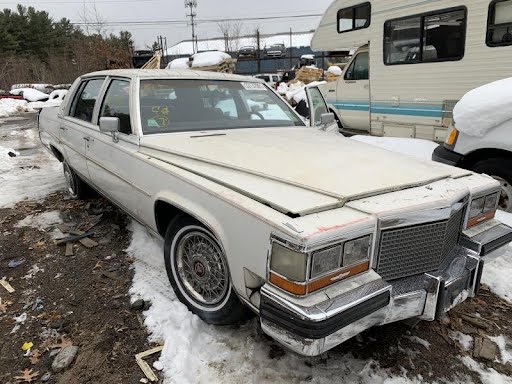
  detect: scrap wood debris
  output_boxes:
[135,345,164,382]
[0,278,15,293]
[13,368,39,383]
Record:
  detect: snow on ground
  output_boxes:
[460,356,512,384]
[15,211,64,239]
[128,222,421,384]
[0,99,34,118]
[453,77,512,137]
[0,119,65,208]
[489,336,512,365]
[449,331,474,351]
[191,51,231,68]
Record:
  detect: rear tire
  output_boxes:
[63,161,88,199]
[471,158,512,212]
[163,215,251,325]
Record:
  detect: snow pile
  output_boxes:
[0,99,34,117]
[0,127,64,208]
[11,84,51,92]
[128,222,418,384]
[166,57,190,69]
[352,136,438,161]
[460,356,511,384]
[453,77,512,137]
[48,90,67,102]
[301,54,315,60]
[10,88,49,102]
[16,211,63,232]
[327,65,343,76]
[191,51,231,68]
[481,211,512,303]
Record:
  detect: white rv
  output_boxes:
[312,0,512,141]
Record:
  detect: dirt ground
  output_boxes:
[0,113,511,384]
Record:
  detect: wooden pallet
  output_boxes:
[294,66,323,84]
[192,58,237,73]
[326,72,341,82]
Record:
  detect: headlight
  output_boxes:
[311,245,342,279]
[469,197,485,219]
[467,192,499,228]
[269,235,372,296]
[343,236,372,266]
[269,243,308,282]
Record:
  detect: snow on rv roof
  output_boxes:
[165,31,315,56]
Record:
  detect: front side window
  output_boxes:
[487,0,512,46]
[337,3,371,33]
[344,52,369,80]
[139,80,304,134]
[70,78,105,123]
[100,79,132,135]
[384,8,466,65]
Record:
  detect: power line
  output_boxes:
[71,13,323,26]
[0,0,160,3]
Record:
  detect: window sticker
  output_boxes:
[241,82,267,91]
[147,119,160,127]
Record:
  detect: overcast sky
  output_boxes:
[1,0,333,49]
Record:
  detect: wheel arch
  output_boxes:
[49,145,64,162]
[461,148,512,169]
[153,195,228,253]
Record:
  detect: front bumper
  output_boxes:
[260,223,512,356]
[432,145,464,167]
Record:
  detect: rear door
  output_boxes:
[336,50,370,130]
[60,77,106,181]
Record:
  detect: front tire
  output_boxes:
[163,215,251,325]
[471,158,512,212]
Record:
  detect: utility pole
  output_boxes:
[256,29,261,74]
[289,28,293,69]
[185,0,198,54]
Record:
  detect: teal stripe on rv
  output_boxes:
[327,100,444,118]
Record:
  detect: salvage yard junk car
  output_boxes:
[38,69,512,357]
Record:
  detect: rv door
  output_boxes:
[336,50,370,131]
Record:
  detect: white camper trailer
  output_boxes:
[312,0,512,141]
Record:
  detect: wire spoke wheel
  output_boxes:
[176,230,229,306]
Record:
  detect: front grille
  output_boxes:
[376,208,464,280]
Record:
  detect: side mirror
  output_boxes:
[320,113,335,126]
[99,117,119,133]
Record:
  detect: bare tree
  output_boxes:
[78,0,107,36]
[217,21,244,53]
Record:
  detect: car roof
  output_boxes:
[82,69,264,82]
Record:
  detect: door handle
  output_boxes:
[59,127,68,131]
[364,84,369,89]
[83,137,92,142]
[328,89,336,93]
[345,80,356,84]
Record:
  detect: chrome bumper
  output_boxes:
[260,223,512,357]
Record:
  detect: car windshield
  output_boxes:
[139,79,304,134]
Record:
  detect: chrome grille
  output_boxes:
[376,208,464,281]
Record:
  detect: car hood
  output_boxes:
[139,128,471,216]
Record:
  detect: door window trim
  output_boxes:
[487,0,512,47]
[337,2,371,34]
[383,6,467,66]
[66,76,107,126]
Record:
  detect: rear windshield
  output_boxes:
[139,79,304,134]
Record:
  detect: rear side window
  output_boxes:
[337,3,371,33]
[100,79,132,135]
[384,8,466,65]
[69,79,105,123]
[487,0,512,46]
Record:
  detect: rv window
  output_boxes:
[337,3,371,33]
[487,0,512,47]
[384,7,466,65]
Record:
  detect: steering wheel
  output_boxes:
[249,111,264,120]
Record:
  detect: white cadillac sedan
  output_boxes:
[38,69,512,356]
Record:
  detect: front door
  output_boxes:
[336,51,370,131]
